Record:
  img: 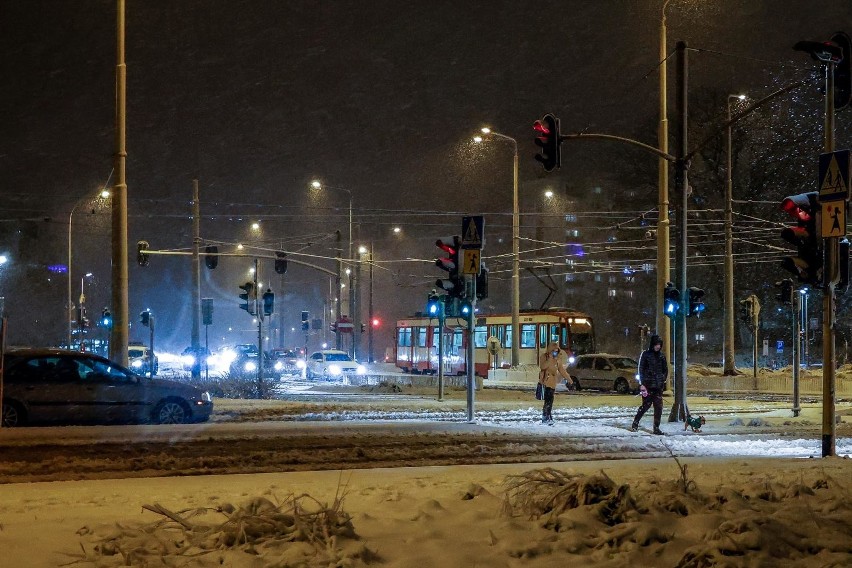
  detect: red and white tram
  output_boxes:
[394,308,596,377]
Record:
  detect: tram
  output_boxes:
[394,308,596,377]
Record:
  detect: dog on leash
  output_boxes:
[684,414,706,433]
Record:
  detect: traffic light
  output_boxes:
[301,310,309,331]
[372,317,380,327]
[832,32,852,110]
[780,192,822,285]
[137,240,150,267]
[239,282,256,315]
[533,113,561,172]
[140,310,150,327]
[100,308,112,328]
[204,245,218,269]
[426,290,442,318]
[460,299,473,317]
[775,279,794,304]
[330,322,338,333]
[663,282,680,318]
[360,323,366,333]
[475,266,488,300]
[686,287,705,317]
[262,288,274,316]
[435,236,463,298]
[275,252,288,275]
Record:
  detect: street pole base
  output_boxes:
[822,435,835,458]
[792,407,801,418]
[667,402,689,423]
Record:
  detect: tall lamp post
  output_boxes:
[474,128,520,367]
[658,0,673,376]
[311,180,354,353]
[67,184,111,348]
[724,94,746,375]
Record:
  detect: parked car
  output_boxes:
[269,348,304,376]
[128,342,158,377]
[306,349,366,379]
[1,348,213,427]
[568,353,641,394]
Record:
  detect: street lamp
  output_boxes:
[311,179,355,353]
[67,177,112,349]
[474,127,520,366]
[724,93,746,375]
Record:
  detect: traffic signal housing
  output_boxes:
[832,32,852,110]
[533,113,561,172]
[140,310,150,327]
[239,282,256,315]
[739,298,752,325]
[204,245,218,269]
[275,252,288,275]
[137,241,150,267]
[663,282,680,318]
[435,236,463,298]
[475,266,488,300]
[100,308,112,328]
[262,288,274,316]
[426,290,442,318]
[780,192,822,286]
[687,287,705,317]
[301,310,309,331]
[775,279,794,304]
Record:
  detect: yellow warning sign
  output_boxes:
[820,153,849,198]
[821,201,846,238]
[462,249,481,275]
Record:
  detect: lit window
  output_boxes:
[565,274,575,282]
[595,275,602,282]
[642,263,653,273]
[625,290,635,299]
[594,186,602,194]
[608,289,617,298]
[695,333,705,342]
[565,214,577,222]
[608,275,616,283]
[571,229,580,238]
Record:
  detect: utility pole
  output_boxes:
[657,0,673,382]
[191,180,201,379]
[750,294,760,385]
[109,0,129,366]
[792,290,802,417]
[255,258,264,393]
[668,41,689,423]
[368,242,375,363]
[335,230,342,350]
[466,277,477,423]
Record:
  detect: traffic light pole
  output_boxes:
[792,291,801,417]
[751,295,760,386]
[437,311,445,402]
[821,61,838,457]
[191,180,202,379]
[466,277,476,423]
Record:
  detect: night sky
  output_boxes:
[0,1,849,353]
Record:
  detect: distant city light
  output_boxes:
[251,222,260,231]
[237,244,244,250]
[544,190,554,198]
[358,245,368,254]
[473,136,483,143]
[393,227,401,233]
[100,189,110,199]
[480,127,491,134]
[48,264,66,273]
[0,255,8,265]
[311,180,322,189]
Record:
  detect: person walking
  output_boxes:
[538,341,574,425]
[631,334,668,434]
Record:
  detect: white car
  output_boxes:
[307,350,366,379]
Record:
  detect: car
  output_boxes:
[568,353,641,394]
[128,342,158,377]
[269,348,304,376]
[181,345,211,371]
[1,348,213,427]
[306,349,366,379]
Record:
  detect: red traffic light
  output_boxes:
[533,113,561,172]
[533,120,550,136]
[372,318,380,327]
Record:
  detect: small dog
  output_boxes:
[684,415,706,433]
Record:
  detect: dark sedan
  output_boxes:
[1,349,213,427]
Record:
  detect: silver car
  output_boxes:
[568,353,641,394]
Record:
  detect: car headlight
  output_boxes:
[328,364,342,375]
[356,365,367,375]
[568,356,576,364]
[131,360,142,368]
[181,355,195,366]
[274,361,284,371]
[244,361,257,372]
[296,360,306,369]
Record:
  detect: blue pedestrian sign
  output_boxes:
[776,340,784,354]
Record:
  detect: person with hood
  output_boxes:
[631,334,668,434]
[538,341,574,425]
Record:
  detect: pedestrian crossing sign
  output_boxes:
[461,215,484,249]
[821,201,846,238]
[819,150,851,201]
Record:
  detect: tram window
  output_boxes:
[539,324,547,348]
[521,324,536,348]
[474,326,487,348]
[417,327,428,348]
[503,325,513,348]
[432,329,439,348]
[549,325,560,344]
[561,326,568,347]
[453,329,464,347]
[397,327,412,347]
[491,325,502,343]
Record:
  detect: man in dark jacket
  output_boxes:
[631,334,667,434]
